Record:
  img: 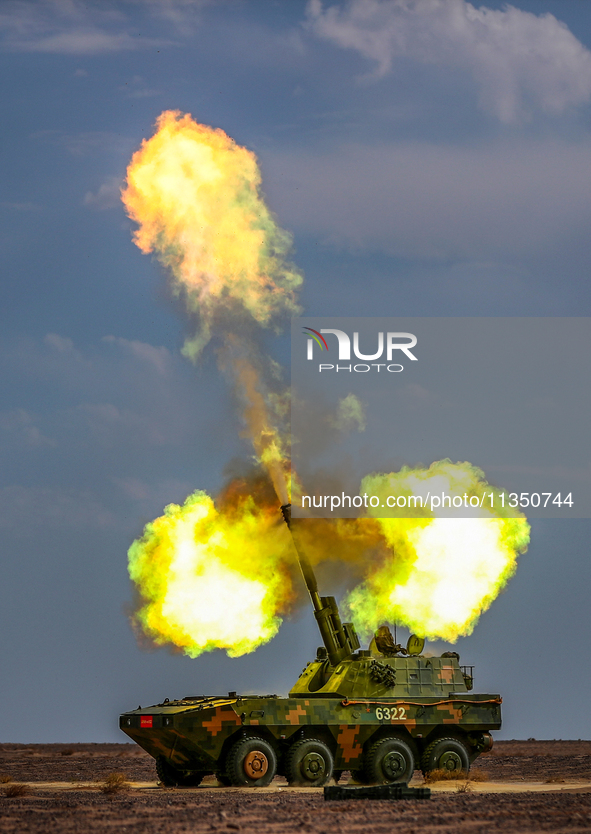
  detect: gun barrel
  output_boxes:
[280,503,321,609]
[280,504,360,666]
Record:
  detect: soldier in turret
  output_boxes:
[370,624,406,657]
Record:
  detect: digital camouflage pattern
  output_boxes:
[120,653,500,775]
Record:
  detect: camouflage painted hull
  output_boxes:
[120,689,500,777]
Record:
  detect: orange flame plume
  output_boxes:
[122,110,300,502]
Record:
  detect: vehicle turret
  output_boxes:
[281,503,468,701]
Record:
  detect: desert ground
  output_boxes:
[1,740,590,833]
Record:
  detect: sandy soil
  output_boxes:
[1,741,590,833]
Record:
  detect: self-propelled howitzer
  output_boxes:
[119,505,500,787]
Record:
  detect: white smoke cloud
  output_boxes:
[331,393,366,432]
[306,0,591,123]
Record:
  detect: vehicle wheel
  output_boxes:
[156,756,204,787]
[215,771,231,786]
[363,737,415,784]
[421,737,470,775]
[225,737,277,787]
[285,739,333,787]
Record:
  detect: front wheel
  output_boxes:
[156,756,204,787]
[285,739,334,787]
[225,737,277,787]
[364,737,415,784]
[421,737,470,775]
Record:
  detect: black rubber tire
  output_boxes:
[156,756,204,787]
[421,737,470,775]
[363,737,415,784]
[285,739,334,787]
[225,737,277,787]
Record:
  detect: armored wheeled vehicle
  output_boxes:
[120,504,500,786]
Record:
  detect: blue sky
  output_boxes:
[1,0,590,743]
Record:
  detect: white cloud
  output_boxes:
[0,485,115,531]
[77,402,167,446]
[0,0,178,55]
[263,137,591,261]
[139,0,212,33]
[306,0,591,123]
[113,475,196,511]
[45,332,79,355]
[32,130,132,157]
[119,74,161,99]
[0,332,237,549]
[0,408,56,448]
[84,177,122,211]
[10,333,198,450]
[0,201,41,211]
[11,29,168,54]
[103,336,171,375]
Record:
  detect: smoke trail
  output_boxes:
[122,112,530,657]
[122,110,300,502]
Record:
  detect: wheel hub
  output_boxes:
[440,751,463,772]
[301,752,326,780]
[243,751,269,779]
[382,751,406,779]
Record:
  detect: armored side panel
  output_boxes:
[120,684,500,777]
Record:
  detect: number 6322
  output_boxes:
[375,706,406,720]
